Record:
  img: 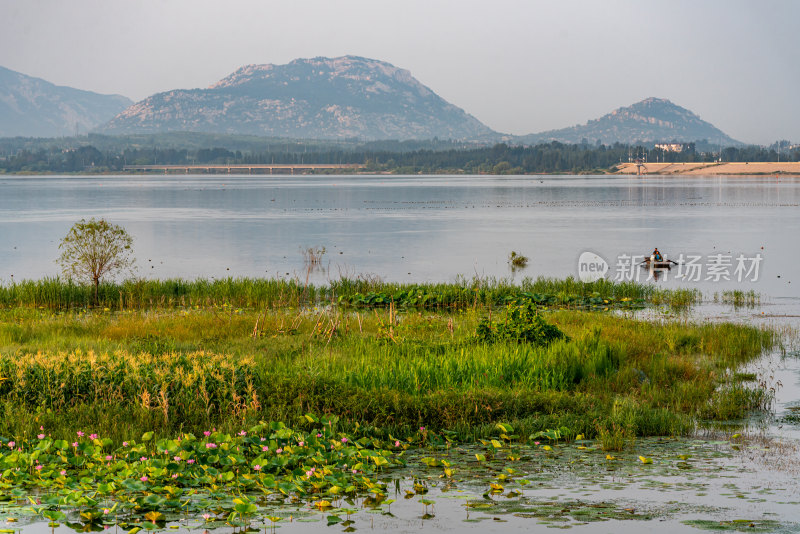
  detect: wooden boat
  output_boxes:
[643,258,673,269]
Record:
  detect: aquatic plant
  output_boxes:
[476,303,566,345]
[0,275,686,311]
[508,251,529,271]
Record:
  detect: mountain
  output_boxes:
[0,66,132,138]
[100,56,498,140]
[517,98,740,146]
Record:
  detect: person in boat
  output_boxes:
[651,248,663,262]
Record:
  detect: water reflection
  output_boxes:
[1,174,798,299]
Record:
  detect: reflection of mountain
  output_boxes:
[101,56,498,140]
[0,65,132,137]
[517,98,740,145]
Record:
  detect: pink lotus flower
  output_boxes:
[253,464,261,471]
[202,514,211,521]
[261,445,269,452]
[71,442,78,447]
[534,441,540,445]
[205,442,217,449]
[77,431,84,437]
[420,427,425,432]
[35,465,43,471]
[103,508,110,515]
[171,473,179,478]
[341,437,348,443]
[395,440,401,447]
[122,441,129,447]
[174,456,182,462]
[89,434,98,440]
[260,437,266,442]
[316,433,322,438]
[140,456,148,462]
[203,431,211,437]
[140,476,148,482]
[60,470,67,476]
[37,434,45,439]
[238,431,247,436]
[276,448,282,454]
[187,459,196,464]
[298,441,304,447]
[105,455,113,461]
[8,441,15,448]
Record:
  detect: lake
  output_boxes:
[1,174,799,303]
[3,173,800,532]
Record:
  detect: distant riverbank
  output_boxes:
[616,161,800,175]
[4,162,800,176]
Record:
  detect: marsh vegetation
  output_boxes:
[0,277,786,532]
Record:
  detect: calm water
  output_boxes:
[1,174,799,300]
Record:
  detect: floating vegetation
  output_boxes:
[0,421,794,532]
[682,519,785,532]
[301,245,327,265]
[715,290,761,308]
[0,418,407,531]
[508,251,529,272]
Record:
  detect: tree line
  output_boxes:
[1,142,798,174]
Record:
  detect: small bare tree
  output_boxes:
[57,218,135,303]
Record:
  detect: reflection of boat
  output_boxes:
[643,258,673,269]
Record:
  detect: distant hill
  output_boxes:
[100,56,498,141]
[0,66,132,138]
[516,98,740,146]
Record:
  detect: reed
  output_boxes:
[0,275,691,311]
[0,299,777,442]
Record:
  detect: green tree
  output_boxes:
[57,218,135,303]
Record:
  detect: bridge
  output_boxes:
[123,163,366,174]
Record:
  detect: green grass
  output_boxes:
[0,289,777,444]
[0,275,680,311]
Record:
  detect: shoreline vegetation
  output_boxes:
[2,138,799,176]
[0,275,783,531]
[3,162,800,177]
[0,276,776,443]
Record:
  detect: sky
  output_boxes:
[1,0,798,144]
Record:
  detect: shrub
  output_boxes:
[476,303,566,346]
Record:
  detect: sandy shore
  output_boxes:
[615,161,800,175]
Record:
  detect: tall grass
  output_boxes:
[0,275,688,311]
[0,304,777,442]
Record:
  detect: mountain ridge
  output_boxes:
[515,97,741,146]
[0,66,132,137]
[2,58,743,146]
[100,56,497,140]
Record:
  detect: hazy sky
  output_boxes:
[1,0,798,144]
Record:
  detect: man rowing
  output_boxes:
[651,248,663,262]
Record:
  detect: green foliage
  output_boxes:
[0,275,661,311]
[0,281,777,443]
[3,137,798,174]
[508,251,529,270]
[57,218,135,302]
[476,304,566,346]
